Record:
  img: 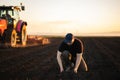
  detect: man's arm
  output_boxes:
[74,53,82,73]
[74,39,84,73]
[57,51,64,72]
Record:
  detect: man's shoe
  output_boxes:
[65,66,71,71]
[71,63,74,67]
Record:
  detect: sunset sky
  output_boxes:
[0,0,120,36]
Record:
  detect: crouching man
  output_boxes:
[57,33,88,73]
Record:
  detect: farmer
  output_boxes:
[57,33,88,73]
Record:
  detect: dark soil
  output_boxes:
[0,37,120,80]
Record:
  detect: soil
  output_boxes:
[0,36,120,80]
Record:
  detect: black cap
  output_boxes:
[64,33,74,43]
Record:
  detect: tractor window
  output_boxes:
[13,9,20,20]
[0,10,13,18]
[8,10,13,17]
[0,10,6,17]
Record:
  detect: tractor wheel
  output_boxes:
[10,29,17,47]
[20,25,27,46]
[2,29,17,47]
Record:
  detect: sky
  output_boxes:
[0,0,120,36]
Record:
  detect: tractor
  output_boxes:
[0,4,27,47]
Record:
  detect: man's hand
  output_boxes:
[74,68,78,73]
[60,68,64,73]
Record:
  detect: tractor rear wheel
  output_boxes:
[20,25,27,46]
[10,29,17,47]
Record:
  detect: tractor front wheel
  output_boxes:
[20,25,27,46]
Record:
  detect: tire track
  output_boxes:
[92,38,120,71]
[81,37,120,80]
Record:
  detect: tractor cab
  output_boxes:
[0,5,24,18]
[0,6,23,26]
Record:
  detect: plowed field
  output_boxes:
[0,37,120,80]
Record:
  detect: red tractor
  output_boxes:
[0,5,27,47]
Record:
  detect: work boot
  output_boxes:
[65,66,71,71]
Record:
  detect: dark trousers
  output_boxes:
[61,50,75,69]
[61,50,88,71]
